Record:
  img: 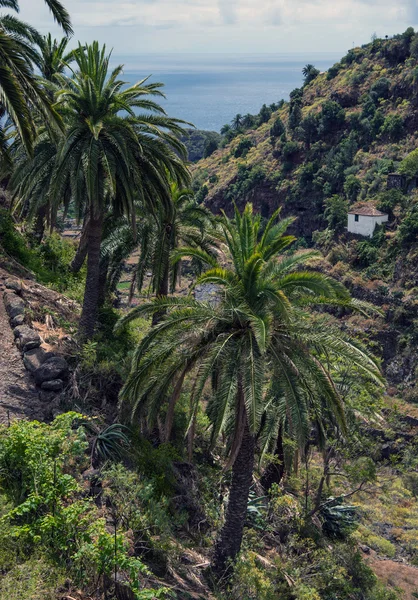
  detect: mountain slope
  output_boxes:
[193,28,418,241]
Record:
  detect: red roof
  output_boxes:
[348,204,387,217]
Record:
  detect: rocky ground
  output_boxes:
[0,278,43,425]
[0,268,78,426]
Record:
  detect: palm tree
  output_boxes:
[0,0,71,157]
[33,33,75,83]
[116,203,382,576]
[50,42,189,338]
[302,63,320,85]
[99,185,217,318]
[231,113,243,131]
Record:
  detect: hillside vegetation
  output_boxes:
[194,29,418,257]
[1,10,418,600]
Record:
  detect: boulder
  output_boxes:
[5,278,22,293]
[34,357,69,385]
[11,314,25,327]
[23,347,48,373]
[13,325,41,351]
[41,379,64,391]
[3,291,25,319]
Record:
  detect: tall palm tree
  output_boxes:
[33,33,75,83]
[0,0,71,157]
[116,203,382,575]
[50,42,189,338]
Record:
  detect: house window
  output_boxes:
[354,214,359,222]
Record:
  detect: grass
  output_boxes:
[0,557,66,600]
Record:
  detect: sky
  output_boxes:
[19,0,418,56]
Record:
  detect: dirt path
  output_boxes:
[0,283,44,426]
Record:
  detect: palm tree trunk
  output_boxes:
[98,256,109,308]
[152,225,171,326]
[260,424,285,492]
[164,365,188,442]
[70,216,90,273]
[78,210,103,339]
[33,205,47,244]
[211,409,255,576]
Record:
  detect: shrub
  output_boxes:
[196,184,208,204]
[234,137,253,158]
[327,63,341,80]
[0,415,158,599]
[225,165,266,201]
[344,175,362,202]
[282,141,300,160]
[397,205,418,246]
[398,148,418,179]
[203,138,218,158]
[324,195,348,232]
[356,240,379,266]
[410,35,418,59]
[371,77,391,100]
[380,114,404,141]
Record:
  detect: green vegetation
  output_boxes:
[1,9,418,600]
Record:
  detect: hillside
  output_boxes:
[193,29,418,243]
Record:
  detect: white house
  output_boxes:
[347,204,388,237]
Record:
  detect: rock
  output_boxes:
[3,291,25,319]
[34,356,69,384]
[41,379,64,391]
[5,278,22,293]
[39,390,56,403]
[11,314,25,327]
[23,347,47,373]
[13,325,41,351]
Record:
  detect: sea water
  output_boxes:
[112,53,339,132]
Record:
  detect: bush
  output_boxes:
[410,35,418,59]
[344,175,362,202]
[0,209,84,296]
[356,240,379,266]
[324,195,348,232]
[282,141,300,160]
[327,63,341,80]
[397,205,418,246]
[203,138,218,158]
[398,148,418,179]
[0,414,159,599]
[371,77,391,100]
[380,114,404,141]
[225,165,266,201]
[234,137,253,158]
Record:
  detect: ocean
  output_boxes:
[113,54,340,132]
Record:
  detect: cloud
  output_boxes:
[218,0,238,25]
[17,0,418,53]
